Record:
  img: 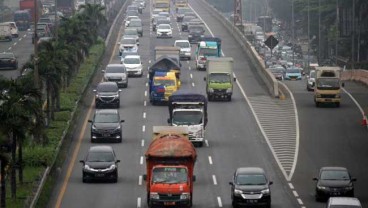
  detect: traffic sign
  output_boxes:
[264,35,279,50]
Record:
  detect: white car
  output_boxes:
[119,37,138,56]
[151,9,162,23]
[122,55,143,77]
[6,22,18,38]
[124,16,139,27]
[103,64,128,88]
[156,24,172,38]
[174,40,191,60]
[122,28,139,45]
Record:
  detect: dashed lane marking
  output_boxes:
[13,42,17,46]
[8,47,11,50]
[190,73,193,79]
[217,197,223,207]
[192,82,195,87]
[205,140,209,147]
[297,198,304,205]
[188,66,191,70]
[143,112,146,119]
[144,90,147,97]
[140,156,144,165]
[144,100,147,106]
[19,38,22,41]
[208,156,213,165]
[212,175,217,185]
[292,190,299,197]
[141,139,144,147]
[138,175,142,185]
[288,183,294,189]
[142,125,146,132]
[137,197,141,208]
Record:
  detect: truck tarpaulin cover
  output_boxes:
[168,89,208,126]
[149,56,181,80]
[145,134,197,160]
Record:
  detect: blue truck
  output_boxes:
[195,37,221,70]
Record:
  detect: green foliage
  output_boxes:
[59,93,77,111]
[23,146,54,167]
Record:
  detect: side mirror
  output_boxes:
[119,89,122,92]
[313,177,318,181]
[351,178,357,182]
[269,181,273,185]
[229,182,234,186]
[233,77,237,82]
[167,118,171,123]
[193,175,196,182]
[79,160,85,164]
[121,120,125,122]
[203,77,206,81]
[143,174,147,181]
[341,82,345,87]
[116,159,120,163]
[88,120,92,123]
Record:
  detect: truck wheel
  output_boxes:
[198,142,203,147]
[315,102,319,107]
[227,96,232,101]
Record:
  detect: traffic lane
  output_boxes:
[343,81,368,115]
[285,80,368,207]
[0,30,32,79]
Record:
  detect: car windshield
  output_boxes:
[124,58,140,64]
[176,42,190,48]
[178,8,191,14]
[124,29,137,35]
[316,78,340,90]
[158,24,171,29]
[106,66,125,73]
[153,79,175,86]
[152,167,188,184]
[310,71,316,78]
[189,26,203,32]
[173,111,203,125]
[321,170,350,180]
[97,84,118,92]
[236,174,267,185]
[95,113,119,123]
[271,68,284,73]
[127,11,138,16]
[0,53,14,59]
[157,20,170,25]
[287,68,301,73]
[199,48,218,56]
[129,21,141,27]
[87,151,114,162]
[121,38,136,44]
[209,73,231,83]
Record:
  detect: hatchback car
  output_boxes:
[0,52,18,70]
[80,145,120,183]
[88,109,124,143]
[174,40,191,60]
[284,67,302,80]
[122,55,143,77]
[94,82,121,108]
[103,64,128,88]
[327,197,362,208]
[156,24,172,38]
[229,167,273,208]
[122,28,139,45]
[313,167,356,201]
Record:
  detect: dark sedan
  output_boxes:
[93,82,121,108]
[88,109,124,143]
[229,167,273,208]
[80,145,120,183]
[313,167,356,201]
[0,52,18,70]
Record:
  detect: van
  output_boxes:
[0,23,13,41]
[326,197,362,208]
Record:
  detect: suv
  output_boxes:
[306,70,316,91]
[174,40,191,60]
[119,37,138,56]
[0,23,12,41]
[122,55,143,77]
[88,109,124,143]
[79,145,120,183]
[229,167,273,208]
[103,64,128,88]
[94,82,121,108]
[122,28,139,45]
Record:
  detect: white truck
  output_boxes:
[167,90,208,147]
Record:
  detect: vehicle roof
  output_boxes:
[107,64,125,67]
[124,55,140,59]
[158,24,171,27]
[320,167,348,171]
[175,40,190,43]
[328,197,361,206]
[97,81,118,86]
[236,167,266,175]
[95,109,119,115]
[89,145,114,152]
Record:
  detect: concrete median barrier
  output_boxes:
[342,69,368,86]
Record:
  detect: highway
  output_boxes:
[0,30,34,79]
[46,0,368,207]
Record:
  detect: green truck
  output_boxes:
[204,57,236,101]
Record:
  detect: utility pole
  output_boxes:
[351,0,355,69]
[318,0,321,65]
[335,0,339,66]
[307,0,310,71]
[292,0,295,66]
[55,0,58,42]
[33,0,39,89]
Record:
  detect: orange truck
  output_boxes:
[144,126,197,208]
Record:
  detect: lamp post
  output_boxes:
[351,0,355,69]
[292,0,295,66]
[335,0,338,65]
[318,0,321,65]
[307,0,310,70]
[33,0,39,89]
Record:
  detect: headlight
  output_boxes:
[317,185,327,190]
[150,192,159,199]
[180,193,190,200]
[188,35,192,38]
[345,186,353,190]
[261,188,270,194]
[107,164,116,170]
[115,125,121,130]
[234,189,243,195]
[113,94,119,98]
[208,88,214,93]
[92,125,97,130]
[84,165,92,171]
[226,88,232,93]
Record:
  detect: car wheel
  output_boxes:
[336,102,340,108]
[197,142,203,147]
[112,172,118,183]
[227,96,232,101]
[315,102,319,107]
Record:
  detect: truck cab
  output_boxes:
[314,67,342,107]
[150,72,181,104]
[195,37,221,70]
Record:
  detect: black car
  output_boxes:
[80,145,120,183]
[188,24,205,44]
[181,16,195,32]
[88,109,124,143]
[313,167,356,201]
[229,167,272,208]
[94,82,121,108]
[0,52,18,70]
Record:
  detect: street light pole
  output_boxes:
[292,0,295,66]
[335,0,338,66]
[318,0,321,65]
[33,0,39,89]
[351,0,355,69]
[307,0,310,70]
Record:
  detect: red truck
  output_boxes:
[144,126,196,208]
[19,0,43,22]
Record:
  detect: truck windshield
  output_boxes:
[173,111,202,125]
[153,79,175,86]
[316,78,340,90]
[152,167,188,184]
[209,73,231,83]
[199,48,217,56]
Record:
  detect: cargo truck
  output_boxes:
[153,0,170,12]
[149,71,181,105]
[144,126,196,208]
[204,57,236,101]
[314,67,343,107]
[154,46,181,66]
[168,90,208,147]
[195,37,222,70]
[19,0,43,22]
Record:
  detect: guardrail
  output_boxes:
[341,69,368,86]
[199,0,279,98]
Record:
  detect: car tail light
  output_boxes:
[200,57,206,61]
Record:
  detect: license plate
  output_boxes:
[332,192,340,196]
[291,78,296,80]
[95,173,105,177]
[164,202,175,206]
[247,199,258,203]
[103,133,110,137]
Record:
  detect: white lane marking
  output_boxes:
[138,175,143,185]
[19,38,22,41]
[137,197,141,208]
[288,183,294,189]
[144,100,147,106]
[141,139,145,147]
[297,198,304,205]
[190,4,299,181]
[342,88,365,116]
[208,156,213,165]
[147,74,149,78]
[13,42,17,46]
[145,90,147,97]
[205,140,209,147]
[149,60,151,64]
[8,47,11,50]
[292,190,299,197]
[217,196,223,207]
[190,73,193,79]
[187,61,189,64]
[188,66,191,70]
[143,112,146,119]
[212,175,217,185]
[192,83,195,87]
[23,34,26,38]
[142,125,146,132]
[140,156,144,165]
[146,82,148,87]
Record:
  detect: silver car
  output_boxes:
[122,28,139,45]
[127,19,143,37]
[103,64,128,88]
